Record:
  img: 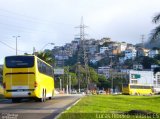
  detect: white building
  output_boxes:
[98,66,110,78]
[133,64,143,70]
[154,71,160,93]
[129,70,154,85]
[100,47,108,54]
[124,49,136,60]
[90,53,103,64]
[129,70,160,93]
[118,42,127,52]
[148,49,159,58]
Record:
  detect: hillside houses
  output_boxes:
[51,37,160,68]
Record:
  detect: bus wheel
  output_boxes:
[12,98,21,103]
[49,90,54,100]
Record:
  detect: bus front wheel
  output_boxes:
[49,90,54,100]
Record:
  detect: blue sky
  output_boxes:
[0,0,160,63]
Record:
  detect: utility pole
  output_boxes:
[13,36,20,55]
[69,75,71,94]
[75,17,90,93]
[76,62,81,93]
[110,45,113,94]
[66,66,69,94]
[59,78,62,91]
[141,35,145,48]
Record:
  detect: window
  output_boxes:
[130,85,152,89]
[131,80,137,84]
[37,59,53,77]
[6,56,34,68]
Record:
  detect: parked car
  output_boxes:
[97,90,106,94]
[71,90,77,94]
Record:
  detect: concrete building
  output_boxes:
[90,53,103,64]
[118,42,127,52]
[100,47,108,54]
[129,70,160,93]
[148,49,159,58]
[88,45,98,55]
[137,48,149,57]
[124,49,136,60]
[98,66,110,78]
[133,64,143,70]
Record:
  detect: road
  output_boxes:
[0,94,83,119]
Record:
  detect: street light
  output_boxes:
[40,43,54,51]
[13,36,20,55]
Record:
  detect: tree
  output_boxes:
[150,13,160,42]
[141,56,159,69]
[37,51,54,65]
[108,77,128,92]
[123,59,133,69]
[97,75,110,89]
[89,67,98,83]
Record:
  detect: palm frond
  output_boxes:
[152,13,160,24]
[150,25,160,42]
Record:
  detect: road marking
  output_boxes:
[54,98,82,119]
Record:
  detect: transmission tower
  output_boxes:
[141,35,145,48]
[75,17,90,93]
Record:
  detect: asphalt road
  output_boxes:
[0,94,83,119]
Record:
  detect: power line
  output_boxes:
[0,21,55,33]
[0,40,30,53]
[0,8,74,26]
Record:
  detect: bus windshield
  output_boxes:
[5,56,34,68]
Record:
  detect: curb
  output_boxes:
[54,98,81,119]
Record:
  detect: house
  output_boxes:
[148,49,159,58]
[100,47,109,54]
[124,49,136,60]
[118,42,127,52]
[137,48,149,57]
[88,45,98,55]
[90,53,103,64]
[98,66,110,78]
[133,64,143,70]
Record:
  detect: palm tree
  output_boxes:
[150,13,160,42]
[37,51,54,65]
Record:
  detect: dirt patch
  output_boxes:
[123,110,159,117]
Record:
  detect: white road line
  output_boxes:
[54,98,81,119]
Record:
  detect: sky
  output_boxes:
[0,0,160,64]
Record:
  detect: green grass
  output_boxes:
[59,95,160,119]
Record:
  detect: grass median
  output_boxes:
[58,95,160,119]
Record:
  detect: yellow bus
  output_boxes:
[122,84,153,95]
[3,55,54,102]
